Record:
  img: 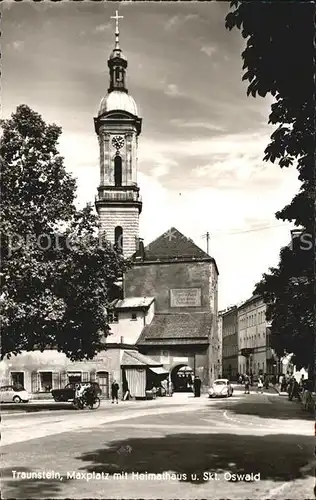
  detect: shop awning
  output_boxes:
[121,350,162,367]
[149,366,169,375]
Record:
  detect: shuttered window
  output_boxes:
[52,372,60,390]
[31,372,39,393]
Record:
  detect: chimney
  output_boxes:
[135,237,145,260]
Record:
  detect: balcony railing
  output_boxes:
[96,191,142,203]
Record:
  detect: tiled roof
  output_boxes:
[238,294,262,309]
[137,312,212,346]
[141,338,209,346]
[135,227,214,262]
[121,350,162,367]
[114,297,155,310]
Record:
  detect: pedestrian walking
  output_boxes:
[264,374,269,389]
[167,379,173,397]
[299,374,305,390]
[244,374,250,394]
[193,375,202,397]
[111,380,119,404]
[280,375,287,392]
[161,378,168,396]
[75,383,81,400]
[257,376,263,394]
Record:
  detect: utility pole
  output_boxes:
[202,232,210,255]
[206,231,210,255]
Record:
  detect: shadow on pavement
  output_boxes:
[77,431,314,484]
[217,398,314,421]
[2,467,71,498]
[1,403,74,413]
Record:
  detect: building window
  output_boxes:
[114,155,122,186]
[67,372,82,384]
[39,372,53,392]
[108,311,119,324]
[115,67,122,82]
[114,226,123,253]
[131,312,137,321]
[10,372,24,389]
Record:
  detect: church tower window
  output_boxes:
[114,155,122,186]
[115,67,123,83]
[114,226,123,253]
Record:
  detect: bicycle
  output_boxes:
[73,393,101,410]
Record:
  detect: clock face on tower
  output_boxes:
[112,136,125,150]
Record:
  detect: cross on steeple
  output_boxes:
[111,10,124,50]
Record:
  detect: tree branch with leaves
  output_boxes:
[1,105,129,360]
[226,1,315,371]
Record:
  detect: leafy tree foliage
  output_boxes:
[1,105,128,360]
[226,1,315,369]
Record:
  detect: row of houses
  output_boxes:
[219,294,279,380]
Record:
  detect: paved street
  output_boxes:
[2,390,315,499]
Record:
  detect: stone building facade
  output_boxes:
[221,306,238,380]
[237,295,275,375]
[125,228,220,389]
[0,348,122,399]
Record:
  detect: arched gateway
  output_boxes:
[170,364,194,393]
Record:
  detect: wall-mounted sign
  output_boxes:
[170,288,201,308]
[173,357,189,363]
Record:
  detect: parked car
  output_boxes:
[51,382,101,402]
[0,385,29,403]
[208,379,233,398]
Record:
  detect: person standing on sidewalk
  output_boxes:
[111,380,119,404]
[257,376,263,394]
[193,376,202,397]
[161,378,168,396]
[244,374,250,394]
[167,379,173,397]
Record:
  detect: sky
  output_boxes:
[2,0,300,309]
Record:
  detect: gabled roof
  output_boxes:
[137,312,212,346]
[113,297,155,310]
[133,227,219,273]
[121,350,162,367]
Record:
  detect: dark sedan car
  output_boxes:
[52,382,101,402]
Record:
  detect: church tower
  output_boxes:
[94,11,142,257]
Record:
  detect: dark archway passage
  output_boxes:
[170,365,194,393]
